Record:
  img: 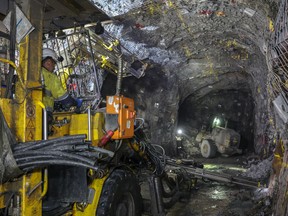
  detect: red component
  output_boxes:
[72,83,77,90]
[68,83,77,91]
[98,130,114,147]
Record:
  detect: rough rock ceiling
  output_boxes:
[95,0,277,99]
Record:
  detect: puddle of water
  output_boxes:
[210,187,228,199]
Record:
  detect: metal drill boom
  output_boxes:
[166,159,264,189]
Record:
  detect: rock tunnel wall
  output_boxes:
[123,66,180,155]
[176,45,271,155]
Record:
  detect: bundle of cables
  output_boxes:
[12,134,114,173]
[134,126,166,176]
[141,140,166,175]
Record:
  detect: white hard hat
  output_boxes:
[42,48,58,62]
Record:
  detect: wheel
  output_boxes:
[200,139,217,158]
[96,169,142,216]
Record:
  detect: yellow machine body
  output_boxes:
[51,112,105,146]
[0,1,44,213]
[72,175,108,215]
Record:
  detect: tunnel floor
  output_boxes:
[141,155,272,216]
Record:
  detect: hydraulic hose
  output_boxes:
[76,151,102,159]
[14,135,86,151]
[90,146,115,158]
[15,139,86,151]
[12,134,115,173]
[18,160,98,172]
[14,135,87,151]
[116,54,123,96]
[14,151,96,166]
[37,143,90,152]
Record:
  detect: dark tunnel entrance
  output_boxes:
[177,89,255,157]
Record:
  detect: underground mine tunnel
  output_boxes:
[0,0,287,215]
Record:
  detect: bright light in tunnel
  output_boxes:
[177,129,183,134]
[212,117,221,128]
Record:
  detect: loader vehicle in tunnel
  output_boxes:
[196,117,242,158]
[0,1,265,216]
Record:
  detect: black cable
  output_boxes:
[15,138,86,151]
[18,159,98,172]
[76,151,101,159]
[38,143,90,152]
[12,134,116,173]
[134,118,145,132]
[16,155,92,166]
[17,134,87,148]
[14,150,96,166]
[14,134,86,151]
[139,140,166,175]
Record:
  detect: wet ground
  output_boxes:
[166,182,255,216]
[141,154,272,216]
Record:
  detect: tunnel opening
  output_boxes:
[177,88,255,157]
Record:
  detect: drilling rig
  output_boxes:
[0,1,149,215]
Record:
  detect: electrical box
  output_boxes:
[106,95,135,139]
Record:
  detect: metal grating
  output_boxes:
[268,0,288,100]
[267,0,288,121]
[0,35,10,97]
[43,27,147,111]
[43,29,105,110]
